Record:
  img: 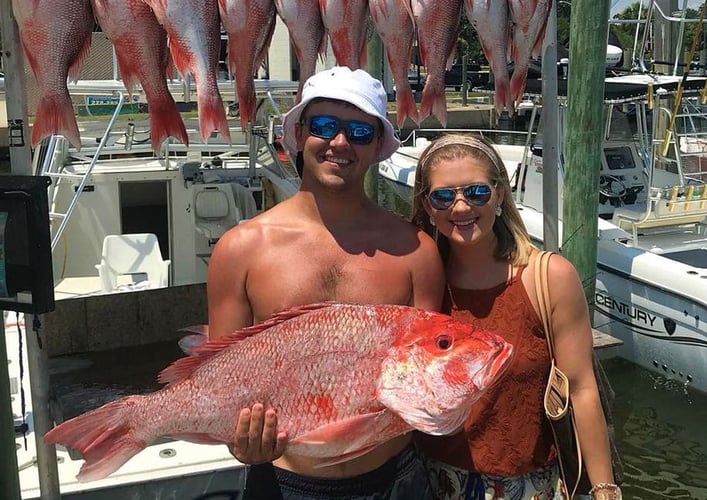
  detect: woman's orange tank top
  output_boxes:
[416,267,555,476]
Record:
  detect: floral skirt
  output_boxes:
[423,457,569,500]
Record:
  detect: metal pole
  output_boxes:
[25,316,60,499]
[541,0,560,252]
[0,1,61,498]
[1,317,21,500]
[366,27,384,204]
[1,0,32,174]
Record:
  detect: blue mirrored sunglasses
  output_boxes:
[303,115,377,145]
[428,183,495,210]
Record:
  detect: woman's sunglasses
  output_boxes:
[303,115,377,145]
[427,183,495,210]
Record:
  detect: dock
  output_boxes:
[593,328,623,350]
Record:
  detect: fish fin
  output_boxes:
[396,89,419,128]
[177,333,208,356]
[44,396,146,481]
[32,93,81,149]
[197,93,231,144]
[167,433,222,445]
[313,444,381,468]
[148,98,189,152]
[419,85,448,128]
[509,67,528,112]
[158,302,337,384]
[67,33,93,84]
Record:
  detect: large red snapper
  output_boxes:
[411,0,463,127]
[275,0,326,101]
[219,0,277,130]
[370,0,419,127]
[142,0,231,144]
[91,0,188,153]
[44,302,512,481]
[12,0,94,149]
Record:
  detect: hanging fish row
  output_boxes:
[12,0,550,153]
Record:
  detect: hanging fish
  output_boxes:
[411,0,463,127]
[464,0,513,114]
[91,0,188,152]
[319,0,369,69]
[275,0,326,101]
[370,0,419,127]
[12,0,94,149]
[142,0,231,144]
[508,0,551,109]
[219,0,277,129]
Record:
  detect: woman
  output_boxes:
[411,134,620,500]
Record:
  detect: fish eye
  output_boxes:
[436,334,453,350]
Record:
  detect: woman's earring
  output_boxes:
[495,204,503,217]
[429,215,436,227]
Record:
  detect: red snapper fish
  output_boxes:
[370,0,419,127]
[12,0,94,149]
[219,0,277,129]
[142,0,231,144]
[508,0,551,109]
[319,0,369,69]
[464,0,513,114]
[44,302,512,481]
[411,0,463,127]
[91,0,188,153]
[275,0,326,101]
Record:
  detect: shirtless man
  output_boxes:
[206,67,444,498]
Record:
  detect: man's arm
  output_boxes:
[206,225,288,462]
[410,230,445,311]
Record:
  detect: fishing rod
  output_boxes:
[660,0,707,157]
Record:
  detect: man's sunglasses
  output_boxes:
[427,183,495,210]
[303,115,377,145]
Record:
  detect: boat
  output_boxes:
[377,73,707,394]
[3,69,302,498]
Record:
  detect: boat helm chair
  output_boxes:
[96,233,170,292]
[193,183,242,244]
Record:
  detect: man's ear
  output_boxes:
[295,122,305,150]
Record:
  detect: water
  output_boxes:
[375,179,707,499]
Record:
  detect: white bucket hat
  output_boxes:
[281,66,400,164]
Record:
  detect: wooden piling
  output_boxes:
[564,0,611,303]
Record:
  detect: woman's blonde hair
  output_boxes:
[411,133,535,265]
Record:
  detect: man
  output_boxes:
[207,66,444,499]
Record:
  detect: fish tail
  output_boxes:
[148,99,189,153]
[44,396,147,481]
[420,87,448,128]
[197,93,231,145]
[396,89,419,128]
[509,67,528,113]
[32,93,81,149]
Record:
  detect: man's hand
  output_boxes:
[229,404,288,464]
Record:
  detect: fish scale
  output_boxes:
[45,302,512,482]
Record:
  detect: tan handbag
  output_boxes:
[534,251,583,498]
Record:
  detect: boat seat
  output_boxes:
[95,233,170,293]
[193,184,242,243]
[612,184,707,238]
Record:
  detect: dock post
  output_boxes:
[1,318,21,500]
[564,0,611,304]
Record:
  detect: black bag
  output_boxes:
[534,251,624,497]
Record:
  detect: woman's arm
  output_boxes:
[546,254,617,493]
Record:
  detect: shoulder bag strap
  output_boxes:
[534,250,555,356]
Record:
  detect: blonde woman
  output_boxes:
[411,134,620,500]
